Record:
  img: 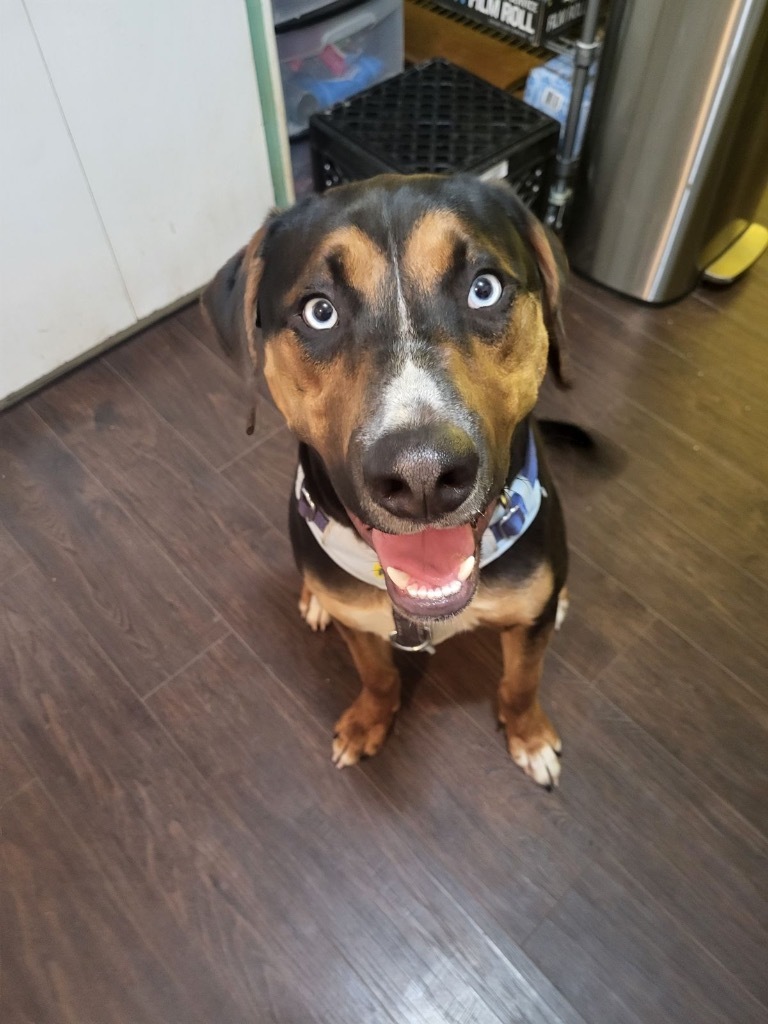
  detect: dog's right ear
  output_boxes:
[201,222,272,434]
[201,245,249,363]
[201,221,271,370]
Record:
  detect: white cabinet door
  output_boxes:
[0,0,137,404]
[25,0,275,320]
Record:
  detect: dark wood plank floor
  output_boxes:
[2,232,767,1023]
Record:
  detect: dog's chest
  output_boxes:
[314,566,553,645]
[339,595,484,646]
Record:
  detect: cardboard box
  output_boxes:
[431,0,586,47]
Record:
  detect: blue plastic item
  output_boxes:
[295,54,385,111]
[523,52,596,156]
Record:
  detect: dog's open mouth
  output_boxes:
[349,514,480,619]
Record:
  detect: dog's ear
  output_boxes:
[490,182,571,389]
[528,216,573,387]
[524,218,571,389]
[201,223,271,432]
[201,221,272,368]
[201,245,249,363]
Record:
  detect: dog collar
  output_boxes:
[295,431,544,591]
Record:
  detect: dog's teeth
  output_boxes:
[402,576,465,601]
[386,566,411,590]
[457,555,476,582]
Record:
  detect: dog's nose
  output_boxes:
[363,424,479,520]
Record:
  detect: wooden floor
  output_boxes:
[2,235,767,1023]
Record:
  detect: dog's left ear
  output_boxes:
[528,216,569,387]
[524,217,571,389]
[491,182,571,389]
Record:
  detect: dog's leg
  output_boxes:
[299,582,331,632]
[332,624,401,768]
[498,624,562,789]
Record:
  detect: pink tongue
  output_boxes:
[371,525,475,587]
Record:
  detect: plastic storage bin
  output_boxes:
[276,0,403,138]
[309,59,560,215]
[272,0,346,29]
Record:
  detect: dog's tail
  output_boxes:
[537,419,626,478]
[537,419,596,451]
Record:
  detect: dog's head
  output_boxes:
[204,174,567,619]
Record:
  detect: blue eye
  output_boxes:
[302,296,338,330]
[468,274,503,309]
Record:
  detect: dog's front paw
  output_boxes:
[299,584,331,632]
[332,697,398,768]
[499,704,562,789]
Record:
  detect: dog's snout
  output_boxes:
[363,424,479,521]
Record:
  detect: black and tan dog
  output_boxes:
[203,173,570,788]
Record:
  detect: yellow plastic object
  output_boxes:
[703,223,768,284]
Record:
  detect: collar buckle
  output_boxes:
[491,487,525,543]
[298,484,330,532]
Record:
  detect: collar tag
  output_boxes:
[389,612,435,654]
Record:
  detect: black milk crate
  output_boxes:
[308,59,560,215]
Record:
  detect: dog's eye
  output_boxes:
[302,296,338,330]
[468,274,503,309]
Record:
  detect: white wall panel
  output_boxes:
[0,0,136,403]
[25,0,275,320]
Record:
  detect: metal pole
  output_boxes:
[546,0,603,232]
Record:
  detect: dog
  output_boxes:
[203,173,570,788]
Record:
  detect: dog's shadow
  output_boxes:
[394,634,501,714]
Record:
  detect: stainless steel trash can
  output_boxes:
[566,0,768,304]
